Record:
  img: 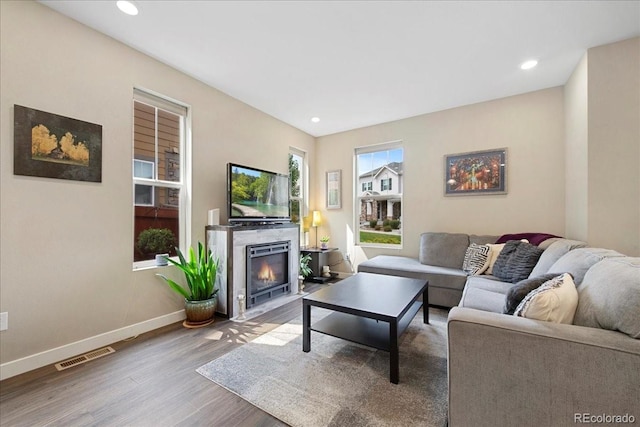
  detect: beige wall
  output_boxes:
[564,37,640,256]
[0,1,314,377]
[564,54,589,242]
[315,88,567,267]
[587,38,640,256]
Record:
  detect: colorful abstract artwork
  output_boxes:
[445,148,507,196]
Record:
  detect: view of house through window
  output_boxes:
[133,90,188,264]
[356,143,403,247]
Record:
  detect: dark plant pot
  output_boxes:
[184,296,217,327]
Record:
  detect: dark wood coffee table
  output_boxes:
[302,272,428,384]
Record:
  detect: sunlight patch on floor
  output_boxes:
[252,323,302,346]
[204,330,224,341]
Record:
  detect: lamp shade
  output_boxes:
[311,210,322,227]
[302,215,311,232]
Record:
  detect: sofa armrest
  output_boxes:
[447,307,640,427]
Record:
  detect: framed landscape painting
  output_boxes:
[444,148,507,196]
[326,169,341,209]
[14,105,102,182]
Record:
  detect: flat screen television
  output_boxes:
[227,163,290,224]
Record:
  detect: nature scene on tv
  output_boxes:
[230,166,289,218]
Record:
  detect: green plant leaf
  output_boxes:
[155,273,190,300]
[158,241,220,301]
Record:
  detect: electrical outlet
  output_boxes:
[345,254,351,263]
[0,312,7,331]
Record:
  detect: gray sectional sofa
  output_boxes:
[358,232,499,307]
[358,232,640,427]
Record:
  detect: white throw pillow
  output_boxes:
[513,273,578,324]
[485,243,505,275]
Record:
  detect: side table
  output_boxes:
[301,247,338,283]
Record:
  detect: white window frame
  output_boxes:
[354,140,403,249]
[133,88,191,269]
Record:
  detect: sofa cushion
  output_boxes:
[469,235,499,245]
[547,247,625,286]
[458,284,507,313]
[514,273,578,324]
[357,255,468,290]
[529,239,588,278]
[458,276,513,313]
[462,243,490,275]
[537,237,561,250]
[504,273,560,315]
[492,241,544,283]
[573,257,640,339]
[419,232,469,269]
[466,275,513,295]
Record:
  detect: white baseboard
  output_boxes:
[0,310,185,381]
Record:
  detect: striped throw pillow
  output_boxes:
[462,243,491,275]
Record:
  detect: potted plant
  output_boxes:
[136,228,176,265]
[298,253,313,294]
[320,236,330,249]
[156,241,220,328]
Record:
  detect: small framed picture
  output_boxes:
[326,170,341,209]
[444,148,507,196]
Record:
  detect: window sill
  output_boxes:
[357,243,403,250]
[132,257,177,272]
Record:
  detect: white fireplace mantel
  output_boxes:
[206,223,300,319]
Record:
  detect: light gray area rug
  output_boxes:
[197,307,449,427]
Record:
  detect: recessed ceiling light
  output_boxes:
[116,1,138,16]
[311,117,320,123]
[520,60,538,70]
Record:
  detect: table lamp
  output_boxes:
[312,210,322,248]
[302,214,312,248]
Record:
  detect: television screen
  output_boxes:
[228,163,290,223]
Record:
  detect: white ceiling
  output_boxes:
[40,1,640,137]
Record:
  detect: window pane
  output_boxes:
[135,184,153,205]
[289,153,302,198]
[157,110,181,182]
[356,146,403,247]
[134,160,154,179]
[134,186,180,262]
[289,150,305,247]
[289,152,303,226]
[290,198,301,224]
[134,101,156,162]
[132,92,187,265]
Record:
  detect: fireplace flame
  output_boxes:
[258,261,276,283]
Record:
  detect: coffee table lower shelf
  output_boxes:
[310,300,422,352]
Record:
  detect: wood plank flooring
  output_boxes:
[0,285,325,427]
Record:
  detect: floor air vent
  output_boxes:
[55,346,116,371]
